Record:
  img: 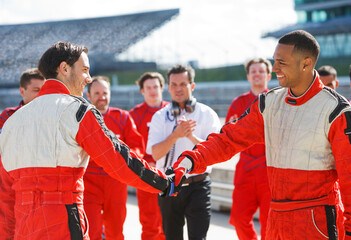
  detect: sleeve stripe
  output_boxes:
[90,108,168,191]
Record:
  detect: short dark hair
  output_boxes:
[87,76,110,93]
[20,68,45,89]
[166,65,195,84]
[38,41,88,79]
[279,30,320,63]
[317,65,337,78]
[245,58,272,74]
[136,72,165,89]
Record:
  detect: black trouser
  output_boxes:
[158,177,211,240]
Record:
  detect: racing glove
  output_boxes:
[173,156,193,184]
[159,167,185,197]
[159,156,193,197]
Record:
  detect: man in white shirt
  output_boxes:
[147,64,221,240]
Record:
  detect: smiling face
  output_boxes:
[247,62,271,89]
[272,43,303,89]
[66,52,91,96]
[87,79,110,114]
[168,72,195,109]
[141,78,163,107]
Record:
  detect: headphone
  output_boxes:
[171,98,197,117]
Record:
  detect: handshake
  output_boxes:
[160,156,193,197]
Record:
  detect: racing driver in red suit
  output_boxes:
[0,42,173,240]
[130,72,169,240]
[84,76,145,240]
[0,68,45,132]
[226,58,272,240]
[172,31,351,239]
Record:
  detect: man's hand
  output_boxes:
[159,167,186,197]
[172,155,193,186]
[173,116,197,139]
[174,116,201,144]
[159,156,194,197]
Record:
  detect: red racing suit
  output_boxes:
[0,80,169,240]
[0,100,24,133]
[130,101,169,240]
[84,107,145,240]
[226,90,271,240]
[178,73,351,239]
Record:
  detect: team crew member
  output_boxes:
[0,42,172,240]
[318,65,339,90]
[226,58,272,240]
[84,76,145,240]
[147,65,221,240]
[130,72,169,240]
[173,30,351,239]
[0,68,45,132]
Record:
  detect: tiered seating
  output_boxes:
[0,9,179,84]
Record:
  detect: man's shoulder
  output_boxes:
[107,107,132,123]
[130,102,146,113]
[265,86,285,96]
[0,106,21,130]
[0,106,21,118]
[238,91,252,99]
[149,105,171,124]
[320,87,351,123]
[155,104,171,113]
[39,94,93,123]
[230,91,252,105]
[260,87,285,103]
[109,107,128,114]
[194,102,219,119]
[196,102,215,112]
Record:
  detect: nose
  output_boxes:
[175,85,183,91]
[86,73,92,83]
[272,62,278,73]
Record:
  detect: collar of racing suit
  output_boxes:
[37,79,71,97]
[18,100,25,107]
[285,70,323,106]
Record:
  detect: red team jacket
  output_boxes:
[86,107,145,173]
[0,101,24,133]
[179,74,351,237]
[0,80,169,239]
[129,101,169,163]
[226,90,268,171]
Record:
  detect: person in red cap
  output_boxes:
[173,30,351,239]
[226,58,272,240]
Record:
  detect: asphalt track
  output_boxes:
[123,193,261,239]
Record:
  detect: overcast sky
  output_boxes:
[0,0,297,68]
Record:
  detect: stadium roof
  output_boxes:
[0,9,179,85]
[262,16,351,38]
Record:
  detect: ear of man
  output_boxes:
[302,57,313,71]
[58,62,70,76]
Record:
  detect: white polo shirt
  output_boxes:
[146,102,221,175]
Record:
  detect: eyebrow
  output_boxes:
[274,57,286,62]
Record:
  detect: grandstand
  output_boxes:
[0,9,179,86]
